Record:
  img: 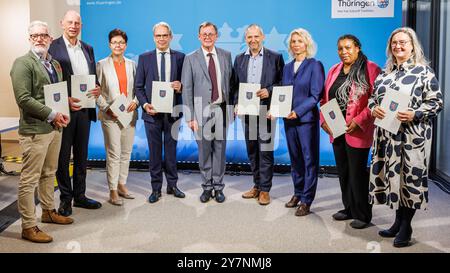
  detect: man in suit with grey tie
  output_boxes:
[135,22,186,203]
[181,22,233,203]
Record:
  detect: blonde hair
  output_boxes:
[287,28,317,58]
[385,27,428,73]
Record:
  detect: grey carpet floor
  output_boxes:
[1,168,449,253]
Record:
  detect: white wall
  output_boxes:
[0,0,79,140]
[0,0,29,140]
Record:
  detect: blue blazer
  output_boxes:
[282,58,324,125]
[48,36,98,122]
[135,49,185,123]
[232,47,284,106]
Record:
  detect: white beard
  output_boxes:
[31,44,49,57]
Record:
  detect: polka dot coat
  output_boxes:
[368,59,443,210]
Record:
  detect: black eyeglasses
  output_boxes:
[30,33,50,40]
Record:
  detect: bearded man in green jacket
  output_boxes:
[10,20,74,243]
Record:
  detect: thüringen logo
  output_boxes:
[338,0,376,9]
[377,0,389,8]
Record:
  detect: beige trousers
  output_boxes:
[18,130,62,229]
[101,120,135,190]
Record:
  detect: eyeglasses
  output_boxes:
[200,33,216,38]
[154,34,170,39]
[391,40,411,47]
[110,41,126,46]
[30,33,50,40]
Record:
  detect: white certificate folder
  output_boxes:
[44,81,70,117]
[269,86,293,118]
[151,81,174,113]
[71,75,96,108]
[374,88,410,134]
[109,94,133,128]
[320,98,347,138]
[237,83,261,116]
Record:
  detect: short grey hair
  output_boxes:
[198,21,217,34]
[153,21,172,35]
[287,28,317,58]
[28,20,49,35]
[245,24,264,37]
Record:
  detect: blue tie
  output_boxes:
[160,52,166,82]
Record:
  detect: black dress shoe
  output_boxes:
[58,201,72,217]
[332,210,352,221]
[148,191,162,203]
[167,186,185,198]
[350,219,369,229]
[73,197,102,209]
[200,190,213,203]
[379,228,398,238]
[214,190,225,203]
[393,236,412,248]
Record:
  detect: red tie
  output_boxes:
[207,53,219,102]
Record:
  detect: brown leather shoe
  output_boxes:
[242,187,260,199]
[22,226,53,243]
[258,191,271,205]
[295,203,311,216]
[285,196,300,208]
[42,209,74,225]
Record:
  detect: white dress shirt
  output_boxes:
[202,47,223,104]
[63,35,89,76]
[156,48,171,82]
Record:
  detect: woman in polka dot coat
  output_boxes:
[368,27,443,248]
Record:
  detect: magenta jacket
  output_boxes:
[320,61,381,148]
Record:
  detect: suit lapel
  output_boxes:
[29,52,51,84]
[327,63,343,93]
[195,49,210,80]
[170,50,177,82]
[294,58,309,80]
[80,42,93,74]
[217,48,226,87]
[57,37,74,75]
[240,54,249,82]
[125,58,134,98]
[107,57,120,98]
[261,48,269,86]
[150,51,159,81]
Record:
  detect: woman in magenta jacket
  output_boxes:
[320,34,381,229]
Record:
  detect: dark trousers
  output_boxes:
[332,135,372,223]
[284,121,320,205]
[243,115,275,192]
[56,109,91,202]
[144,114,179,192]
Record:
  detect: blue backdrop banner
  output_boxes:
[81,0,402,166]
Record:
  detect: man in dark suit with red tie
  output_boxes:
[135,22,186,203]
[49,10,102,216]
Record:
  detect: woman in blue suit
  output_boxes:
[282,28,324,216]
